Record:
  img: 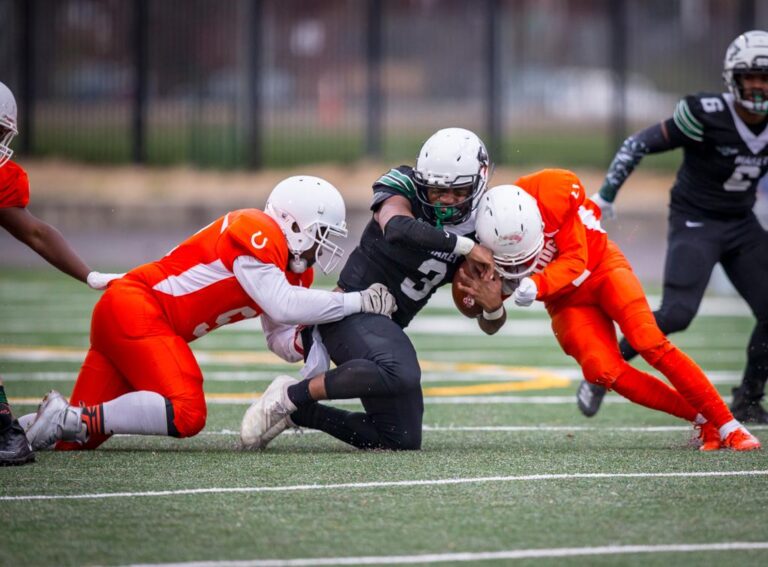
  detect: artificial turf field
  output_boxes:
[1,269,767,567]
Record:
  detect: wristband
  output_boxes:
[453,235,476,256]
[482,305,505,321]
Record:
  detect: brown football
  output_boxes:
[451,260,483,318]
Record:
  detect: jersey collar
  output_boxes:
[723,93,768,154]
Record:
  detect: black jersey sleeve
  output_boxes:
[598,117,684,202]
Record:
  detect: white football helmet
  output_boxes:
[723,30,768,114]
[475,184,544,279]
[0,81,18,168]
[265,175,348,274]
[413,127,490,226]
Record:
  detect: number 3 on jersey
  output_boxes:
[401,258,448,301]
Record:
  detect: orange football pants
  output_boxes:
[547,241,732,428]
[60,280,206,450]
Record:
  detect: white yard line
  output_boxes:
[124,542,768,566]
[3,470,766,502]
[0,369,746,384]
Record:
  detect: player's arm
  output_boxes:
[233,256,394,325]
[454,264,506,334]
[0,206,91,283]
[376,194,495,275]
[596,113,687,213]
[259,314,304,363]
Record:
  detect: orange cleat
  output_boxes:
[696,422,722,452]
[722,428,761,451]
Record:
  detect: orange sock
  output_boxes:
[652,348,733,428]
[612,365,698,421]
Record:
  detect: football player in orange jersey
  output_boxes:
[22,175,398,451]
[0,81,122,465]
[457,171,761,451]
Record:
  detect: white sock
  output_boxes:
[718,419,741,439]
[102,391,171,436]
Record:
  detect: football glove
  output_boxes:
[87,271,125,290]
[589,192,615,220]
[359,283,397,318]
[512,277,537,307]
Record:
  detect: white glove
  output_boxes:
[512,277,538,307]
[589,193,616,220]
[358,283,397,318]
[87,271,125,290]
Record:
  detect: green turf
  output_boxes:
[1,269,766,566]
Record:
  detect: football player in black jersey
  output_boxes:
[240,128,497,450]
[577,30,768,424]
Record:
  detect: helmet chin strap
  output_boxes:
[289,254,308,273]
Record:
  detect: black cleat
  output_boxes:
[730,388,768,424]
[577,380,607,417]
[0,420,35,466]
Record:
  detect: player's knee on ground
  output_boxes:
[581,354,627,389]
[170,394,207,438]
[379,425,422,451]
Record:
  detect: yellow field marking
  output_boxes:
[1,345,571,401]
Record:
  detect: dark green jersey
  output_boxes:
[338,165,476,328]
[670,92,768,218]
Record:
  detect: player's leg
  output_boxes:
[619,211,716,360]
[553,304,700,422]
[0,377,35,466]
[289,387,424,451]
[28,284,205,450]
[600,252,758,448]
[243,313,422,450]
[722,216,768,423]
[576,224,713,418]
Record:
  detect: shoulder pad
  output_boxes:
[673,93,725,142]
[373,166,417,199]
[218,210,288,271]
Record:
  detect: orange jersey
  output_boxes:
[124,209,313,342]
[514,169,607,301]
[0,161,30,209]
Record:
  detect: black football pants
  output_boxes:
[620,209,768,399]
[290,313,424,450]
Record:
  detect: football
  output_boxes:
[451,260,483,318]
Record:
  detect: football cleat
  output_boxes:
[722,428,761,452]
[0,419,35,466]
[25,390,86,451]
[240,375,298,450]
[576,380,607,417]
[695,422,722,452]
[730,388,768,424]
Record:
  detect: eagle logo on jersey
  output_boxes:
[716,146,739,156]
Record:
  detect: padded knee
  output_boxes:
[379,358,421,395]
[380,427,422,451]
[581,354,627,389]
[637,339,675,366]
[656,303,696,334]
[170,394,207,438]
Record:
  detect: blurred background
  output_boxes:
[1,0,766,282]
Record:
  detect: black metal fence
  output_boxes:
[0,0,763,169]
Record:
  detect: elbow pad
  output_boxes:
[384,215,457,253]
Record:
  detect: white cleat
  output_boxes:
[24,390,86,450]
[240,375,298,450]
